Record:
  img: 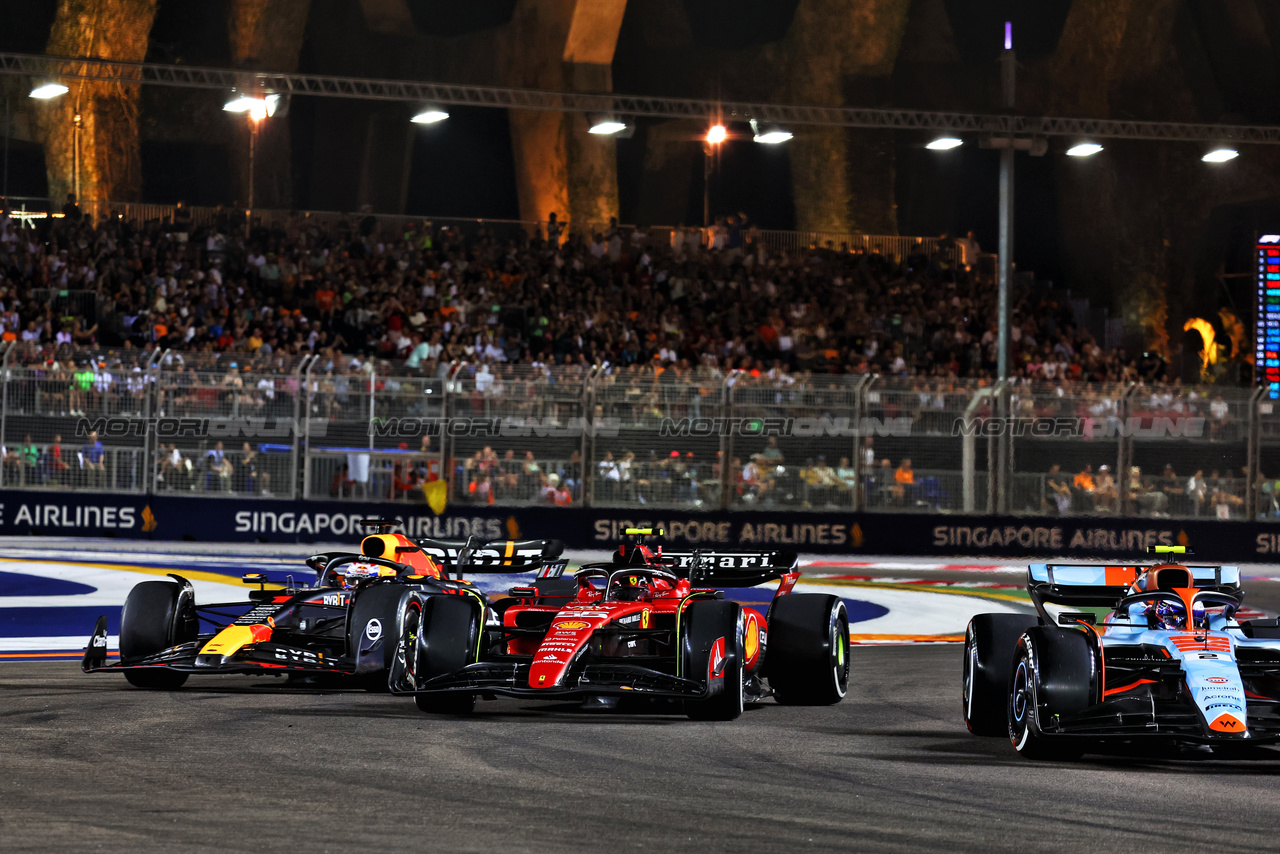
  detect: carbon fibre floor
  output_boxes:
[6,624,1280,854]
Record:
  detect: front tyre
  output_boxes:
[1009,628,1092,760]
[963,614,1040,736]
[410,595,479,715]
[119,581,194,690]
[347,582,408,689]
[767,594,849,705]
[683,601,745,721]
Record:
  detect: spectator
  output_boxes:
[891,458,914,505]
[1045,464,1071,515]
[1128,466,1168,516]
[1158,464,1184,515]
[205,440,233,491]
[47,434,70,485]
[18,434,38,479]
[597,451,620,500]
[859,437,875,468]
[81,430,106,487]
[836,456,857,500]
[1093,464,1118,512]
[1187,469,1208,515]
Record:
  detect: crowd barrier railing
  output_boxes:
[0,344,1266,520]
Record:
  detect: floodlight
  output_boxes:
[750,119,792,144]
[706,124,727,145]
[29,83,69,99]
[1202,148,1238,163]
[411,107,449,124]
[1066,143,1103,157]
[589,118,627,135]
[926,137,963,150]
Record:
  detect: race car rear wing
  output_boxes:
[413,537,565,577]
[659,549,800,587]
[1027,562,1241,612]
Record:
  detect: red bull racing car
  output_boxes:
[83,519,563,689]
[389,528,850,720]
[963,545,1280,758]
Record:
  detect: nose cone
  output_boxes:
[1208,713,1247,735]
[528,617,601,689]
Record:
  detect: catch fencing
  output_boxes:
[0,341,1266,519]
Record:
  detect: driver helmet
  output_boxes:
[339,561,394,589]
[1153,599,1186,630]
[610,573,651,601]
[1150,599,1206,630]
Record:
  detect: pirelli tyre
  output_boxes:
[347,582,407,689]
[963,613,1041,736]
[682,600,746,721]
[766,594,850,705]
[409,594,481,715]
[119,580,197,689]
[1008,627,1096,760]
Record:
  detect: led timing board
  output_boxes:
[1258,235,1280,398]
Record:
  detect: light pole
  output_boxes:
[3,91,9,201]
[224,93,276,236]
[994,22,1016,514]
[703,123,725,228]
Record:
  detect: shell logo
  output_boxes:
[744,613,759,661]
[553,620,591,631]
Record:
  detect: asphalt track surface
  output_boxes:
[7,617,1280,854]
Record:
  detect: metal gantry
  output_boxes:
[3,50,1280,143]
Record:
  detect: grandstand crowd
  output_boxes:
[0,198,1157,385]
[0,199,1263,520]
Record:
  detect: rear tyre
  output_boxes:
[683,601,745,721]
[767,594,850,705]
[120,581,194,690]
[963,613,1040,736]
[347,582,407,689]
[1009,628,1095,760]
[410,595,479,715]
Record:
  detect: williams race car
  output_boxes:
[963,545,1280,758]
[388,528,850,719]
[83,520,563,689]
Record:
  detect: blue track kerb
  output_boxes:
[0,570,96,596]
[724,589,888,623]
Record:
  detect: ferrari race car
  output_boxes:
[388,528,850,720]
[83,519,564,689]
[963,545,1280,758]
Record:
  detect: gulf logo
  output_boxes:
[1206,676,1230,684]
[553,620,592,631]
[744,613,760,662]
